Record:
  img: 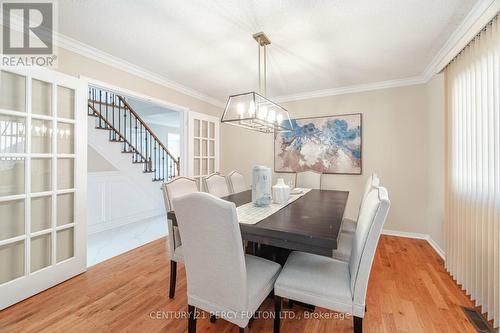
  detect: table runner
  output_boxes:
[237,189,311,225]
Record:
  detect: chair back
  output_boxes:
[295,170,322,189]
[358,173,380,216]
[162,177,198,211]
[203,173,230,197]
[174,192,247,311]
[349,187,390,305]
[227,171,247,194]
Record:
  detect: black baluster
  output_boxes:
[105,92,110,140]
[112,94,116,140]
[155,141,157,179]
[98,90,102,128]
[134,117,138,162]
[129,106,132,154]
[123,106,127,152]
[161,149,164,181]
[169,157,172,179]
[118,97,121,141]
[145,128,148,172]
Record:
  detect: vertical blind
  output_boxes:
[445,15,500,328]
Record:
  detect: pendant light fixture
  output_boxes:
[221,32,293,133]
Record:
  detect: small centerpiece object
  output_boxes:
[252,166,272,207]
[273,178,290,204]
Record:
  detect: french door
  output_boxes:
[188,111,219,189]
[0,67,87,309]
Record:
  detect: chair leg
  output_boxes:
[169,260,177,299]
[354,316,363,333]
[188,305,197,333]
[274,295,282,333]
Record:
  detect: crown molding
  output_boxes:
[422,0,499,81]
[271,76,426,103]
[55,33,225,108]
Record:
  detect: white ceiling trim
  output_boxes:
[422,0,499,81]
[51,1,498,105]
[272,76,426,103]
[56,33,226,108]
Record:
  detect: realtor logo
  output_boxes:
[1,1,57,66]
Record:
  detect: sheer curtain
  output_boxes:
[445,15,499,327]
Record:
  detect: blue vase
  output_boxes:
[252,166,272,207]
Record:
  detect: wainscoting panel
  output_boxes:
[87,172,164,235]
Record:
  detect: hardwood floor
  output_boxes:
[0,236,484,332]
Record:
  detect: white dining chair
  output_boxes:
[203,173,230,197]
[341,173,380,233]
[226,171,247,194]
[161,176,198,299]
[332,173,380,261]
[173,192,282,333]
[295,170,322,189]
[275,187,390,333]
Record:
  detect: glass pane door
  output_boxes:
[188,112,219,189]
[0,68,85,310]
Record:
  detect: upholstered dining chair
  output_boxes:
[161,176,198,298]
[332,173,380,261]
[295,170,322,189]
[341,173,380,234]
[203,173,230,197]
[226,171,247,194]
[173,192,282,333]
[275,187,390,333]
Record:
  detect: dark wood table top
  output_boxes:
[167,189,349,256]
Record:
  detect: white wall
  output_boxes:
[425,74,445,249]
[88,145,116,172]
[221,77,446,250]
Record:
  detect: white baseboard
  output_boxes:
[382,229,428,239]
[382,229,445,260]
[426,235,446,260]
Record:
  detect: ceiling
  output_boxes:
[127,98,180,128]
[58,0,479,103]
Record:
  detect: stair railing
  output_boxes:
[87,87,180,182]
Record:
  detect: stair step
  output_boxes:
[132,160,146,164]
[122,150,135,154]
[109,139,125,142]
[95,126,110,130]
[152,178,165,182]
[143,169,155,173]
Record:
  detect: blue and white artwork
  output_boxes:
[275,114,362,174]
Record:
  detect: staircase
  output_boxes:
[87,87,180,182]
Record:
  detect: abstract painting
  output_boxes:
[274,114,362,174]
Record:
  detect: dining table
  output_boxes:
[167,189,349,257]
